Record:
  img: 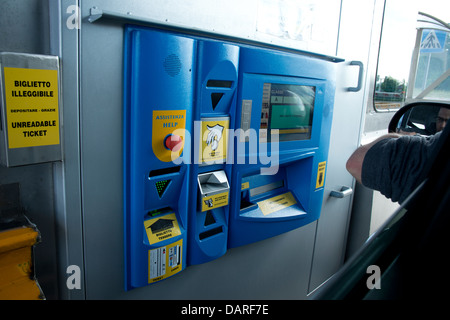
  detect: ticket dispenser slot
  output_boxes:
[187,41,239,265]
[228,47,336,248]
[198,170,230,211]
[123,26,194,290]
[193,170,230,254]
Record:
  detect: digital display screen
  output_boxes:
[260,83,315,142]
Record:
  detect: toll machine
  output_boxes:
[228,47,337,248]
[124,24,338,290]
[123,25,238,290]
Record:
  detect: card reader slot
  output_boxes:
[199,226,223,240]
[206,80,233,88]
[149,166,181,178]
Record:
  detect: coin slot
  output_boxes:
[206,80,233,88]
[199,226,223,240]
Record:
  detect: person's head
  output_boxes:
[436,107,450,132]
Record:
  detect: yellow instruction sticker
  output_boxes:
[257,192,297,216]
[148,239,183,283]
[201,191,229,212]
[315,161,327,189]
[3,67,60,149]
[199,117,229,164]
[144,213,182,245]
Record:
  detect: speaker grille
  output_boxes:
[163,54,182,77]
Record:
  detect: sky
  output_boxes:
[418,0,450,22]
[377,0,450,82]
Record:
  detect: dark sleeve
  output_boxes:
[361,133,441,203]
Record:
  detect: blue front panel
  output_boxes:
[228,47,336,248]
[187,41,239,265]
[124,26,194,290]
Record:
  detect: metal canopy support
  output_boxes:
[86,7,344,64]
[416,69,450,99]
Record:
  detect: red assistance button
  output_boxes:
[164,134,183,152]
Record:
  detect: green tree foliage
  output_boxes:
[381,76,400,92]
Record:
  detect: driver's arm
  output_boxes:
[346,133,401,184]
[346,132,441,204]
